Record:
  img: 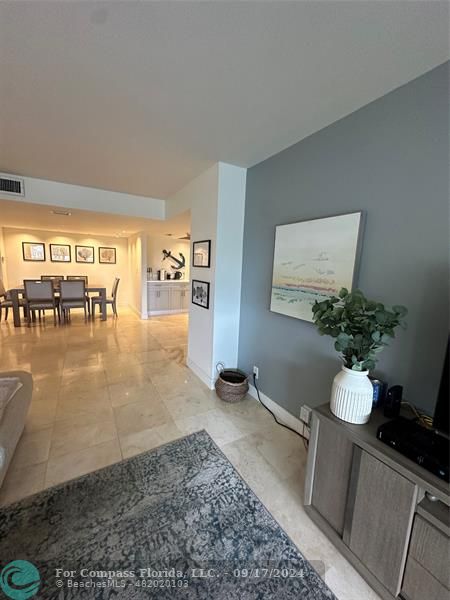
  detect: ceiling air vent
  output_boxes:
[0,174,25,197]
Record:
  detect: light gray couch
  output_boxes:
[0,371,33,488]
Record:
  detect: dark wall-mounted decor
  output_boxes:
[50,244,71,263]
[192,280,210,309]
[192,240,211,268]
[162,249,185,270]
[75,245,95,264]
[22,242,45,262]
[99,247,116,264]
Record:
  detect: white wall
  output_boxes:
[128,232,148,318]
[0,228,7,289]
[167,164,219,385]
[1,175,165,220]
[2,227,130,305]
[212,163,247,370]
[166,162,247,388]
[147,235,190,281]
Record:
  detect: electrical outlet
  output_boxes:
[300,405,312,426]
[253,365,259,380]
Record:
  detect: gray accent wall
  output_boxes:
[238,62,449,416]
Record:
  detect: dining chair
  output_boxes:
[91,278,120,318]
[66,276,90,314]
[66,275,88,284]
[0,279,27,321]
[40,276,65,318]
[59,280,88,322]
[41,275,64,291]
[23,280,59,326]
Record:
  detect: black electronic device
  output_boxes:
[433,336,449,436]
[384,385,402,418]
[377,417,449,482]
[377,337,449,482]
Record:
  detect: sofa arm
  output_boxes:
[0,371,33,489]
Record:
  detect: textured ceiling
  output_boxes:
[0,1,448,198]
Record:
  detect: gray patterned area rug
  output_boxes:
[0,430,336,599]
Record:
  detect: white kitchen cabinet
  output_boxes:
[181,287,190,310]
[157,286,171,310]
[147,282,190,315]
[170,286,183,310]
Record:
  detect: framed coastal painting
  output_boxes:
[270,212,364,323]
[75,245,95,263]
[50,244,71,262]
[192,240,211,268]
[22,242,45,262]
[192,280,210,309]
[99,247,116,264]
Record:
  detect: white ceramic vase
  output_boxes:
[330,366,373,424]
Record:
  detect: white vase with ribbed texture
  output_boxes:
[330,366,373,424]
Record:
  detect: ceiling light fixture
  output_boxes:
[50,209,72,216]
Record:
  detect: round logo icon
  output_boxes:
[0,561,40,600]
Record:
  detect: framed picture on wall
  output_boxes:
[75,245,95,263]
[192,280,210,309]
[192,240,211,268]
[50,244,71,262]
[22,242,46,262]
[99,247,116,264]
[270,211,364,323]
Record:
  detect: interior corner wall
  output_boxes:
[166,164,219,387]
[238,62,449,417]
[212,163,247,370]
[166,163,247,388]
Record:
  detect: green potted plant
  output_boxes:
[312,288,407,424]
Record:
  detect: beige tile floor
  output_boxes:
[0,309,380,600]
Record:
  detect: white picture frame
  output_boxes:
[270,212,364,323]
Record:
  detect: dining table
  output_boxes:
[8,284,108,327]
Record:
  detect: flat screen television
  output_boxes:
[433,336,449,436]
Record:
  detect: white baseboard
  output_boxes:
[148,309,188,316]
[248,384,306,437]
[187,357,215,390]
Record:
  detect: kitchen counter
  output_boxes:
[147,280,189,284]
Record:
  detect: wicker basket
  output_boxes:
[215,363,249,403]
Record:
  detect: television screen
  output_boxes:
[433,336,449,436]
